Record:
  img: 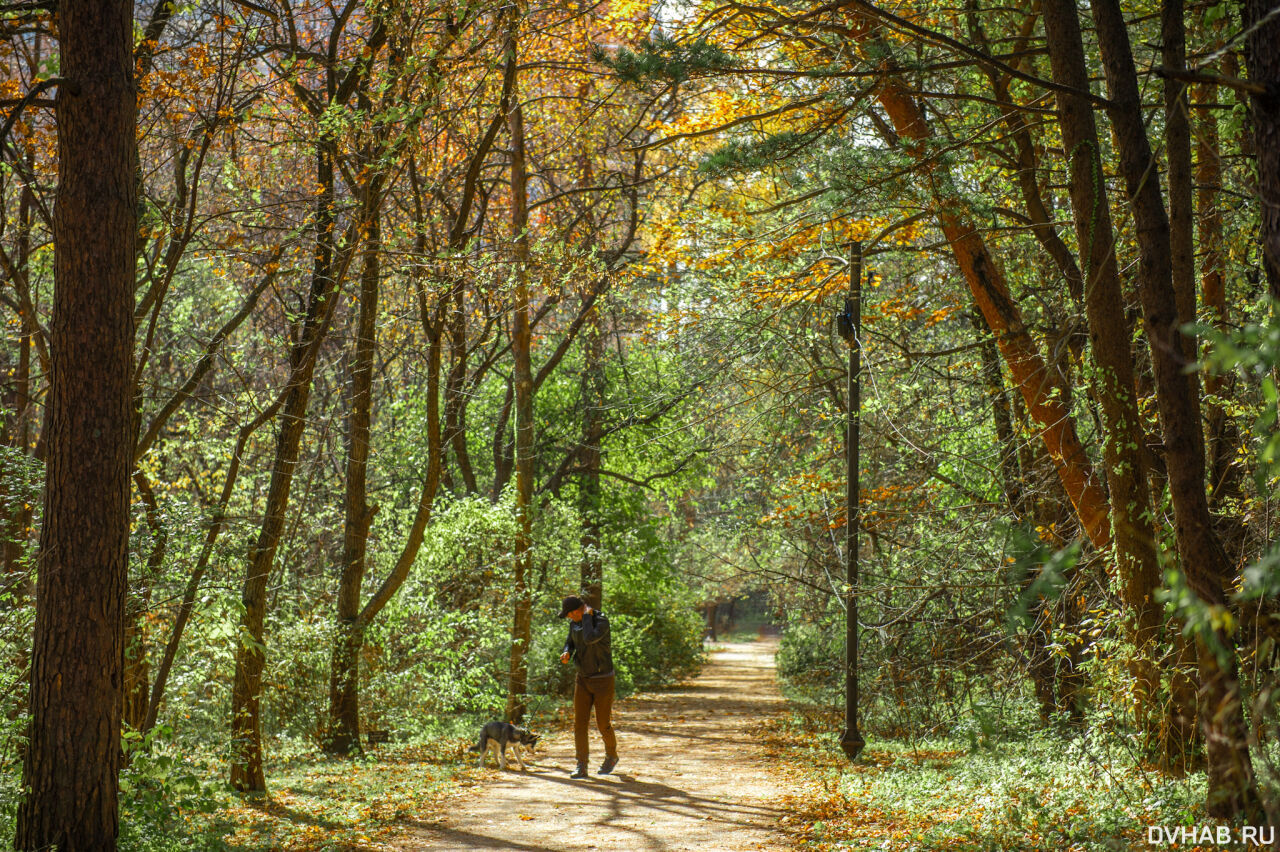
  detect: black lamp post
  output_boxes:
[837,240,866,761]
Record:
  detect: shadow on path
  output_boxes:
[399,640,791,852]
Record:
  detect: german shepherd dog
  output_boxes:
[468,721,540,770]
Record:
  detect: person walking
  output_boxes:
[558,595,618,779]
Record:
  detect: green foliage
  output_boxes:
[701,131,823,178]
[1199,299,1280,498]
[1003,529,1080,633]
[1195,300,1280,608]
[769,710,1221,851]
[595,34,733,85]
[118,727,225,851]
[776,617,843,703]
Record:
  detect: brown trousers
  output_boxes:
[573,673,618,764]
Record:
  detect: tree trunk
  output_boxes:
[1244,0,1280,300]
[580,309,605,610]
[230,145,342,793]
[1163,0,1197,329]
[505,21,535,725]
[333,155,450,673]
[14,0,136,841]
[327,205,381,756]
[1197,71,1228,472]
[1195,50,1248,557]
[1089,0,1263,819]
[1041,0,1166,752]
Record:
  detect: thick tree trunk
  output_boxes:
[14,0,136,841]
[1244,0,1280,300]
[1089,0,1263,820]
[1041,0,1166,752]
[230,146,341,793]
[505,23,534,725]
[327,209,381,756]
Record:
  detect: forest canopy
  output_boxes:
[1,0,1280,846]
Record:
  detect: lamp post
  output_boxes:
[837,240,866,761]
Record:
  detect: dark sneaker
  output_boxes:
[570,764,589,779]
[598,756,618,775]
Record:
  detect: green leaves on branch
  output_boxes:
[594,34,732,85]
[701,131,821,178]
[1194,299,1280,497]
[1002,525,1080,634]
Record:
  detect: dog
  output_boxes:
[467,721,540,770]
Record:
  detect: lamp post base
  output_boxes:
[839,728,865,760]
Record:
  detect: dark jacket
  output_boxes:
[561,609,614,678]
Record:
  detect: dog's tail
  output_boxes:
[467,732,488,753]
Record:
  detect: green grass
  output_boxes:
[753,704,1273,851]
[118,705,580,851]
[119,735,476,851]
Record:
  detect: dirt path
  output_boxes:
[397,639,796,851]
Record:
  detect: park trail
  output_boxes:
[396,638,798,851]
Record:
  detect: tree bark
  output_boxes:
[505,17,535,725]
[1041,0,1166,753]
[14,0,136,841]
[327,204,381,756]
[1089,0,1263,819]
[1163,0,1197,329]
[229,144,344,793]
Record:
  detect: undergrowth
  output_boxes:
[755,704,1247,851]
[119,704,577,851]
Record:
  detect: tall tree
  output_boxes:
[1089,0,1263,819]
[14,0,137,843]
[327,197,382,756]
[229,141,345,791]
[505,9,535,725]
[1040,0,1167,756]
